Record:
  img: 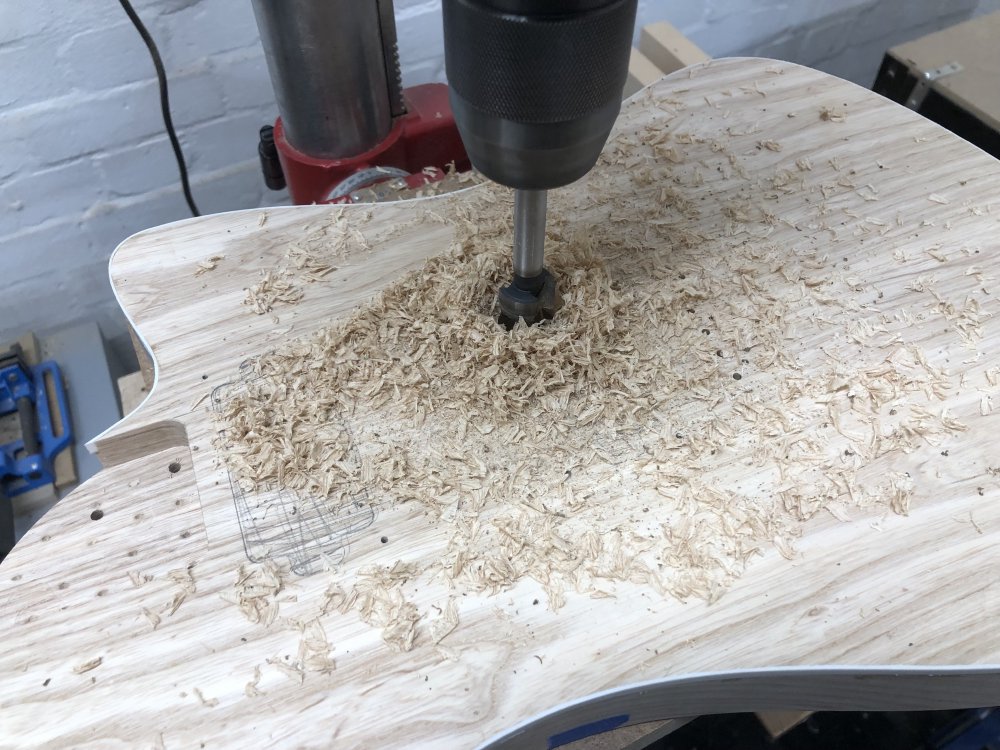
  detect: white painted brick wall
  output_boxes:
[0,0,992,344]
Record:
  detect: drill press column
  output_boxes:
[250,0,404,158]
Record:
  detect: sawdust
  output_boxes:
[216,68,985,652]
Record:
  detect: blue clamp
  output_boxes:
[1,347,72,498]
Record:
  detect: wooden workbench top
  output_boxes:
[2,59,999,749]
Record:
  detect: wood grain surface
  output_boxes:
[2,58,1000,749]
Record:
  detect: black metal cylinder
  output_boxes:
[258,126,286,191]
[443,0,638,190]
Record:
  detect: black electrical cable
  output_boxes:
[118,0,200,217]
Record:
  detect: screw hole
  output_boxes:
[380,536,388,544]
[90,509,104,521]
[168,462,181,473]
[201,374,208,380]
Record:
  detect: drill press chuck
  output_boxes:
[443,0,638,191]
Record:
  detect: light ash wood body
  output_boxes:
[2,59,1000,749]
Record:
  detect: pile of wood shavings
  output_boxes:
[244,269,303,314]
[218,86,976,650]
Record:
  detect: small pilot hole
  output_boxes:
[168,462,181,474]
[380,536,389,544]
[90,509,104,521]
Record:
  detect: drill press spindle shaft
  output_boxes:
[513,189,547,281]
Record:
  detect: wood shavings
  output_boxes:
[430,598,460,645]
[193,687,219,708]
[194,255,225,276]
[350,562,422,652]
[759,140,782,152]
[142,607,161,630]
[286,245,338,281]
[928,194,950,205]
[820,106,846,122]
[74,657,102,674]
[886,473,914,516]
[221,561,286,626]
[266,656,305,684]
[245,666,264,697]
[127,570,153,587]
[297,619,336,673]
[165,564,196,617]
[244,270,304,314]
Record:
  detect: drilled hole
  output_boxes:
[168,462,181,474]
[380,536,389,544]
[90,509,104,521]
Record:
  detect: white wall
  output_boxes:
[0,0,990,347]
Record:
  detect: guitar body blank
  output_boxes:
[1,59,999,749]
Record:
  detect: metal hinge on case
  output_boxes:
[905,61,963,110]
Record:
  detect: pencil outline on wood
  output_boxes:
[211,360,378,575]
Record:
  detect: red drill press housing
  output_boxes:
[273,84,469,205]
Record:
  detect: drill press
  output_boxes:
[443,0,639,325]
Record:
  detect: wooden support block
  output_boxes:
[639,21,710,75]
[756,710,812,739]
[117,371,148,416]
[128,323,155,390]
[625,47,664,98]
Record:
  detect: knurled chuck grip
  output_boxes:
[442,0,639,191]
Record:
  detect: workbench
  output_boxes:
[2,59,999,749]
